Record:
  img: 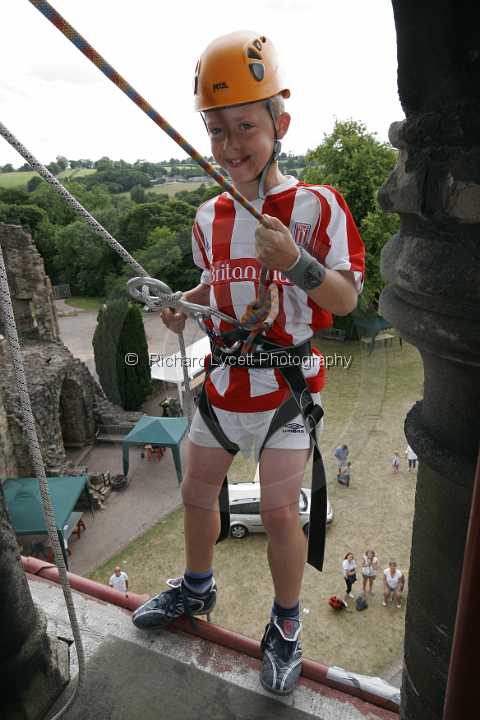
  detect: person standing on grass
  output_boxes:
[405,444,418,471]
[334,444,349,474]
[132,30,364,697]
[382,561,405,608]
[361,549,379,595]
[342,552,357,601]
[392,451,401,473]
[109,565,128,594]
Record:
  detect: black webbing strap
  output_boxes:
[269,366,327,571]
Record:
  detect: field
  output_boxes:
[89,337,422,677]
[0,167,95,188]
[143,180,210,197]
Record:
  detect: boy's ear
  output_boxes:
[276,111,291,139]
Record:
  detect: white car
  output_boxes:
[228,482,334,539]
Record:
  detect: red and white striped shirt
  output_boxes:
[192,176,365,411]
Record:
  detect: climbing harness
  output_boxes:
[199,336,328,571]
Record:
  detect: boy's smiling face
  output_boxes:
[205,101,290,191]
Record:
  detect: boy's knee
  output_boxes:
[261,503,299,537]
[181,472,221,511]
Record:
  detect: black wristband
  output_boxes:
[283,246,326,290]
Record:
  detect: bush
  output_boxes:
[93,299,151,410]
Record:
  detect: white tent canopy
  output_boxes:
[150,335,210,408]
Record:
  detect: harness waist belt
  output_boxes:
[211,341,312,369]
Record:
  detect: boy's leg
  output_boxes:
[132,439,233,629]
[258,448,309,696]
[259,448,310,608]
[182,441,235,572]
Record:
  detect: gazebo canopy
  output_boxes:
[3,475,88,535]
[122,416,188,484]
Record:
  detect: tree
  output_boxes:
[303,119,398,312]
[56,155,69,172]
[93,299,151,410]
[130,185,146,203]
[0,203,49,238]
[303,120,397,226]
[53,221,115,295]
[136,227,182,287]
[46,161,60,175]
[29,182,76,225]
[27,176,43,193]
[119,200,196,252]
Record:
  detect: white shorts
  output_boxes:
[189,393,322,461]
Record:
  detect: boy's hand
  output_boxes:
[255,214,300,272]
[160,307,187,334]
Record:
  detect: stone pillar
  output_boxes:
[0,484,70,719]
[379,2,480,718]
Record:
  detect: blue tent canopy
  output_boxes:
[122,416,189,484]
[3,475,88,535]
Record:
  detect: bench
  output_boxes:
[319,328,346,341]
[361,332,403,351]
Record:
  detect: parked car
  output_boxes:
[228,482,334,539]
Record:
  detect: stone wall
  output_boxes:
[0,336,18,481]
[1,340,141,479]
[0,224,141,481]
[0,223,59,342]
[380,3,480,718]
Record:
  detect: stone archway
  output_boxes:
[59,376,96,447]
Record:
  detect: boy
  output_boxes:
[133,31,365,695]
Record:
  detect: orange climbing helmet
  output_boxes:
[193,31,290,112]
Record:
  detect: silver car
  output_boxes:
[228,483,334,539]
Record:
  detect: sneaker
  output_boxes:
[348,592,354,598]
[382,601,387,607]
[260,616,302,696]
[132,576,216,630]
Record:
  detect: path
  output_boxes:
[65,440,186,577]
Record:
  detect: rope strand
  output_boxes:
[0,243,85,719]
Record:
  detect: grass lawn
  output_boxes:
[89,337,422,677]
[146,181,207,197]
[0,167,96,189]
[64,296,103,311]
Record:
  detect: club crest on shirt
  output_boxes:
[293,222,311,247]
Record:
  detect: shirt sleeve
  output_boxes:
[309,185,365,293]
[192,216,211,285]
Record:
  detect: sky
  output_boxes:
[0,0,404,167]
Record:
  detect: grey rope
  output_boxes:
[0,243,84,719]
[0,120,194,423]
[0,120,192,717]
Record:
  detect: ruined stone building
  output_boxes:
[0,222,138,481]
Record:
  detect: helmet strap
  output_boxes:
[257,99,281,200]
